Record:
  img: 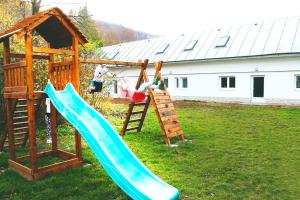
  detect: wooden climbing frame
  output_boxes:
[121,61,185,145]
[0,8,85,180]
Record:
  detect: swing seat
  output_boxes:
[132,91,146,102]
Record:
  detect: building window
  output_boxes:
[182,77,188,88]
[164,78,168,88]
[229,77,235,88]
[296,75,300,88]
[175,78,179,88]
[113,80,118,94]
[216,36,230,48]
[184,40,198,51]
[156,44,170,54]
[221,77,227,88]
[220,76,235,88]
[175,77,188,89]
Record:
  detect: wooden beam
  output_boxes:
[16,150,54,162]
[72,37,79,90]
[6,100,16,160]
[34,158,82,180]
[3,92,27,99]
[16,14,51,39]
[8,159,33,180]
[72,37,82,161]
[79,58,143,67]
[3,86,27,93]
[11,53,50,60]
[3,38,10,65]
[57,149,77,159]
[33,47,75,55]
[25,32,38,173]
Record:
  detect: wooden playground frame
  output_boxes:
[0,7,184,180]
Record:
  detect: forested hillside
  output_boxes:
[94,20,155,45]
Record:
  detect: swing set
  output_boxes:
[50,54,186,144]
[81,58,185,145]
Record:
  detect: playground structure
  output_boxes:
[81,59,185,145]
[0,7,184,184]
[0,7,87,180]
[119,61,185,145]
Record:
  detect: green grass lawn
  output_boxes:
[1,101,300,199]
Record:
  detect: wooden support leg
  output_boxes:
[179,134,185,141]
[75,130,82,160]
[6,99,16,160]
[50,103,58,153]
[27,100,37,172]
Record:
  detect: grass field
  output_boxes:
[1,101,300,199]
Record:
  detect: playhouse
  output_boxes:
[0,7,184,182]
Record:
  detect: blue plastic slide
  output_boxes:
[44,83,179,200]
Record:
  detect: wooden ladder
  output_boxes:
[0,99,28,151]
[0,99,41,151]
[121,96,151,135]
[121,60,150,135]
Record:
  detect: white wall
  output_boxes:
[110,56,300,105]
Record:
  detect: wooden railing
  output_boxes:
[3,62,26,87]
[3,62,27,98]
[50,59,74,90]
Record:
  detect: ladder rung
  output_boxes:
[5,136,25,142]
[16,104,27,108]
[15,136,26,141]
[128,119,142,123]
[134,102,147,106]
[15,131,28,136]
[131,111,144,115]
[14,110,28,114]
[126,127,139,131]
[13,116,28,120]
[3,142,23,148]
[13,121,28,125]
[13,126,28,131]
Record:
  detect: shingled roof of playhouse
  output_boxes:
[0,7,88,48]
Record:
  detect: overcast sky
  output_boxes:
[42,0,300,36]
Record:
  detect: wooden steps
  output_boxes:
[150,91,185,144]
[121,96,151,135]
[0,99,29,151]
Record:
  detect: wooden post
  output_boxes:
[3,38,15,158]
[25,32,38,172]
[72,37,79,90]
[72,37,82,160]
[6,100,16,160]
[3,38,10,65]
[48,48,58,153]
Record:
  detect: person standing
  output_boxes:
[45,98,52,144]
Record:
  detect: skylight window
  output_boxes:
[156,44,169,54]
[184,40,198,51]
[216,36,230,48]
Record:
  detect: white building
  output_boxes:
[102,16,300,105]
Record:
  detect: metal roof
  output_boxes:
[101,16,300,63]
